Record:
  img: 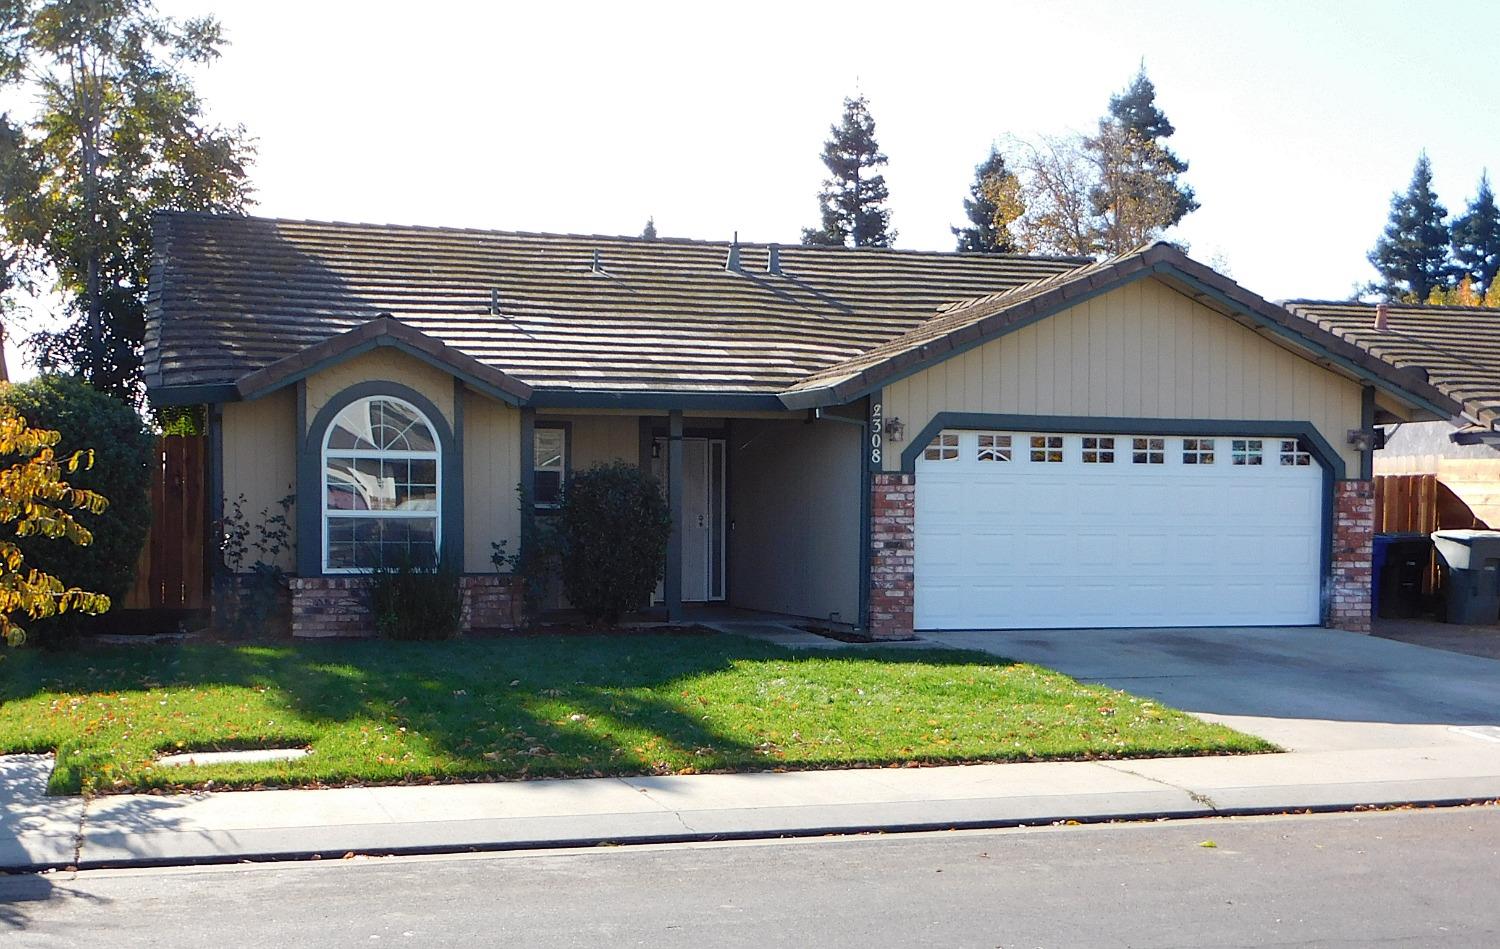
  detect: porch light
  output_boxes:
[886,417,905,442]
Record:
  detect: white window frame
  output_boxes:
[321,395,442,574]
[924,432,960,462]
[1029,434,1065,463]
[977,433,1012,462]
[1278,438,1312,466]
[1131,436,1166,465]
[1182,437,1216,465]
[1081,436,1116,464]
[1231,438,1265,466]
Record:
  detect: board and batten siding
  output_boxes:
[304,348,455,426]
[221,388,298,571]
[463,392,522,573]
[549,414,640,470]
[882,278,1365,473]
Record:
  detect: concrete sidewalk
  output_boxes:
[6,734,1500,872]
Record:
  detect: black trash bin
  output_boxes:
[1432,530,1500,625]
[1376,533,1431,619]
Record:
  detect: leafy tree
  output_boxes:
[953,146,1022,253]
[1007,134,1097,256]
[0,0,253,401]
[641,216,658,239]
[556,462,670,625]
[1451,172,1500,295]
[0,405,110,646]
[0,374,152,638]
[1369,153,1452,301]
[1084,67,1198,253]
[801,95,895,248]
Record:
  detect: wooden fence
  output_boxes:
[122,435,208,611]
[1373,474,1439,535]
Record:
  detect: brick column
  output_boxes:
[1329,480,1374,633]
[870,473,915,639]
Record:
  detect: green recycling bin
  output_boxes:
[1432,530,1500,625]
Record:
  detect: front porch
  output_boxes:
[527,407,867,630]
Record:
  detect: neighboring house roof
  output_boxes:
[1287,301,1500,428]
[145,212,1085,404]
[782,242,1460,418]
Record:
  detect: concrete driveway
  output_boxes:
[925,627,1500,753]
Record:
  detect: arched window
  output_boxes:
[322,396,441,571]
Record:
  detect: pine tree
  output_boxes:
[1451,173,1500,295]
[1089,66,1198,234]
[1369,153,1453,301]
[801,95,895,248]
[641,217,658,239]
[953,147,1021,253]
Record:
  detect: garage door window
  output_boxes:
[1231,439,1264,466]
[1131,437,1165,464]
[1029,435,1064,463]
[977,434,1012,462]
[1279,439,1312,466]
[924,433,959,461]
[1182,438,1215,465]
[1081,436,1115,463]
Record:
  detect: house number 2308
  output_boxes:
[869,402,883,466]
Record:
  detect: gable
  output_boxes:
[882,277,1365,472]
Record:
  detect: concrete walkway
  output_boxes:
[6,626,1500,872]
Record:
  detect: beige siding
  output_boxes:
[883,277,1365,473]
[305,348,455,425]
[729,419,861,624]
[221,389,298,572]
[463,392,522,573]
[560,415,641,470]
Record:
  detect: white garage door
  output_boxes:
[915,430,1323,630]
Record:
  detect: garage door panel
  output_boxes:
[915,429,1323,630]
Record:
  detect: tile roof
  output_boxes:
[1286,300,1500,427]
[145,212,1086,398]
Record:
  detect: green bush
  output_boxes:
[370,557,462,641]
[0,375,153,639]
[557,462,671,625]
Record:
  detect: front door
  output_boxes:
[654,437,726,602]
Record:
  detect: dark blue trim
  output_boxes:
[665,410,684,620]
[900,412,1347,625]
[518,407,536,563]
[1360,386,1376,481]
[151,383,240,406]
[450,379,466,569]
[297,381,461,576]
[899,413,1347,480]
[530,390,788,412]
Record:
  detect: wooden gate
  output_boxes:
[1373,474,1439,534]
[122,435,207,611]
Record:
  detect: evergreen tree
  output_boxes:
[1089,66,1197,233]
[641,217,658,239]
[801,95,895,248]
[953,147,1021,253]
[1369,153,1452,301]
[1451,173,1500,295]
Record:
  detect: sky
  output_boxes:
[10,0,1500,375]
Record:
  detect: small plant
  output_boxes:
[217,492,294,638]
[370,556,462,641]
[556,462,671,625]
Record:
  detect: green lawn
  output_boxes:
[0,633,1273,795]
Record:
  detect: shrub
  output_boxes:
[0,406,111,645]
[370,556,462,641]
[0,375,152,639]
[216,492,294,638]
[557,462,671,625]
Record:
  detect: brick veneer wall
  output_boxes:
[288,574,522,638]
[869,473,916,640]
[1329,480,1374,633]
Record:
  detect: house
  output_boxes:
[1289,300,1500,528]
[144,213,1461,639]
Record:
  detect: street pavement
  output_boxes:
[4,806,1498,947]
